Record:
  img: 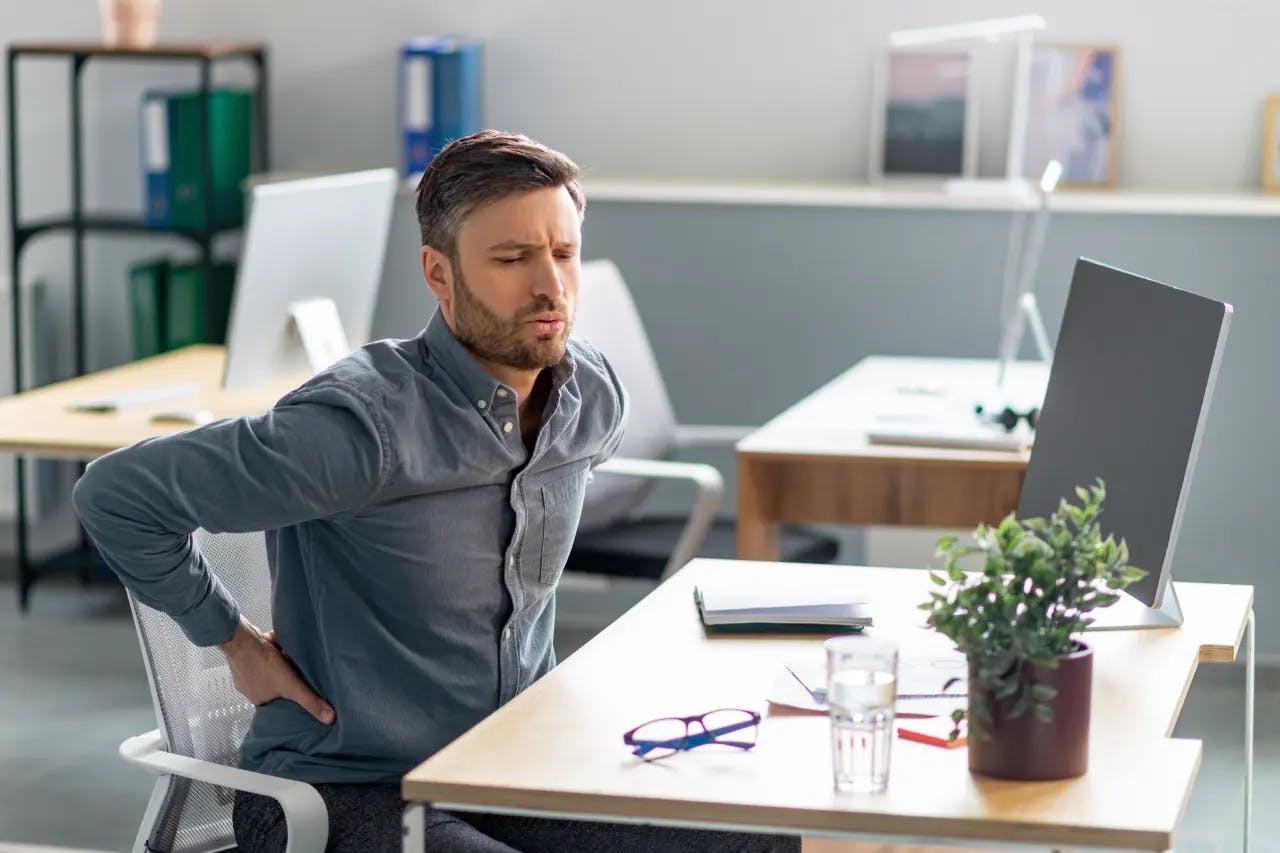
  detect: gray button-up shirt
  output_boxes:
[73,311,627,783]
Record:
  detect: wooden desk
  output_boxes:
[0,345,306,460]
[403,559,1254,851]
[736,357,1050,560]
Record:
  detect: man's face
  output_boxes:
[428,186,582,371]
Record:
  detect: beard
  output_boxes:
[449,264,573,370]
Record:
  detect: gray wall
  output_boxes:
[2,2,1278,649]
[4,0,1278,381]
[375,194,1280,657]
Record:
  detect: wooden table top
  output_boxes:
[736,356,1050,468]
[0,346,306,459]
[404,559,1252,851]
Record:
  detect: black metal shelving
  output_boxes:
[6,42,270,610]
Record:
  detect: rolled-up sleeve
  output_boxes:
[72,380,388,647]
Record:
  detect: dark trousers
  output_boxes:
[234,785,800,853]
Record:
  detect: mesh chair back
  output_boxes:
[574,259,679,531]
[127,529,272,853]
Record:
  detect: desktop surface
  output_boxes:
[0,346,308,460]
[736,356,1046,465]
[404,558,1251,851]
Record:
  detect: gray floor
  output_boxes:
[1,578,1276,853]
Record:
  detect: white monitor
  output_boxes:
[1016,259,1232,629]
[221,168,398,390]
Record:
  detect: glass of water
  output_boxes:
[825,635,898,793]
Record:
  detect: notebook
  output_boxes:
[693,580,872,630]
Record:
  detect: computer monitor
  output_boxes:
[221,168,398,390]
[1016,259,1231,629]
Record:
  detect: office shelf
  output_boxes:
[9,42,266,60]
[13,214,245,253]
[580,178,1280,217]
[5,41,271,612]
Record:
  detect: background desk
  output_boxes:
[403,559,1254,852]
[0,345,305,607]
[736,357,1049,561]
[0,345,304,460]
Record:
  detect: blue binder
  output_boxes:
[400,37,484,182]
[141,91,172,227]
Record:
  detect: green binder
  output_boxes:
[165,262,237,348]
[168,89,254,231]
[127,258,169,359]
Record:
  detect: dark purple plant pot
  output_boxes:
[968,643,1092,781]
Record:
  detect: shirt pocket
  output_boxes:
[540,462,590,584]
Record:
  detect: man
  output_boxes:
[75,131,796,852]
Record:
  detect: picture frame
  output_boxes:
[1022,43,1121,188]
[868,47,978,181]
[1263,93,1280,193]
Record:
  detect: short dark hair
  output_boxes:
[414,130,584,257]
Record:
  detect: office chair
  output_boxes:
[565,260,839,585]
[119,528,326,853]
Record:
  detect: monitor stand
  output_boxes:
[1085,583,1183,631]
[288,298,351,375]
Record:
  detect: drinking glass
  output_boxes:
[825,635,898,793]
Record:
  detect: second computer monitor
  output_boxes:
[222,168,398,390]
[1016,259,1231,609]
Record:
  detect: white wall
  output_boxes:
[2,3,1278,594]
[0,0,1275,384]
[151,0,1280,188]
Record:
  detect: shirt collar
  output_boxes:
[420,309,577,409]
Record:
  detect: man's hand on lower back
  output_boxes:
[219,617,336,724]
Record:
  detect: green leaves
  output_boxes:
[1031,684,1058,702]
[921,478,1144,734]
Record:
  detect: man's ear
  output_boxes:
[422,245,454,315]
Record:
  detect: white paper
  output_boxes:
[768,654,969,718]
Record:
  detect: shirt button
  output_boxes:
[508,555,515,568]
[503,421,514,433]
[502,626,512,641]
[496,389,508,398]
[477,400,487,409]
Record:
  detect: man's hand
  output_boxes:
[219,617,336,725]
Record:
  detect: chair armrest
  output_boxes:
[674,424,757,448]
[594,457,723,580]
[120,729,328,853]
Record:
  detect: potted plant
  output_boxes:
[97,0,163,49]
[920,479,1145,780]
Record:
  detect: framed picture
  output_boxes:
[1023,44,1121,187]
[1263,94,1280,193]
[869,48,978,180]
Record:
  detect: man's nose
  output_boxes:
[531,254,565,302]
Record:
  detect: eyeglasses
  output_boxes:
[623,708,761,760]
